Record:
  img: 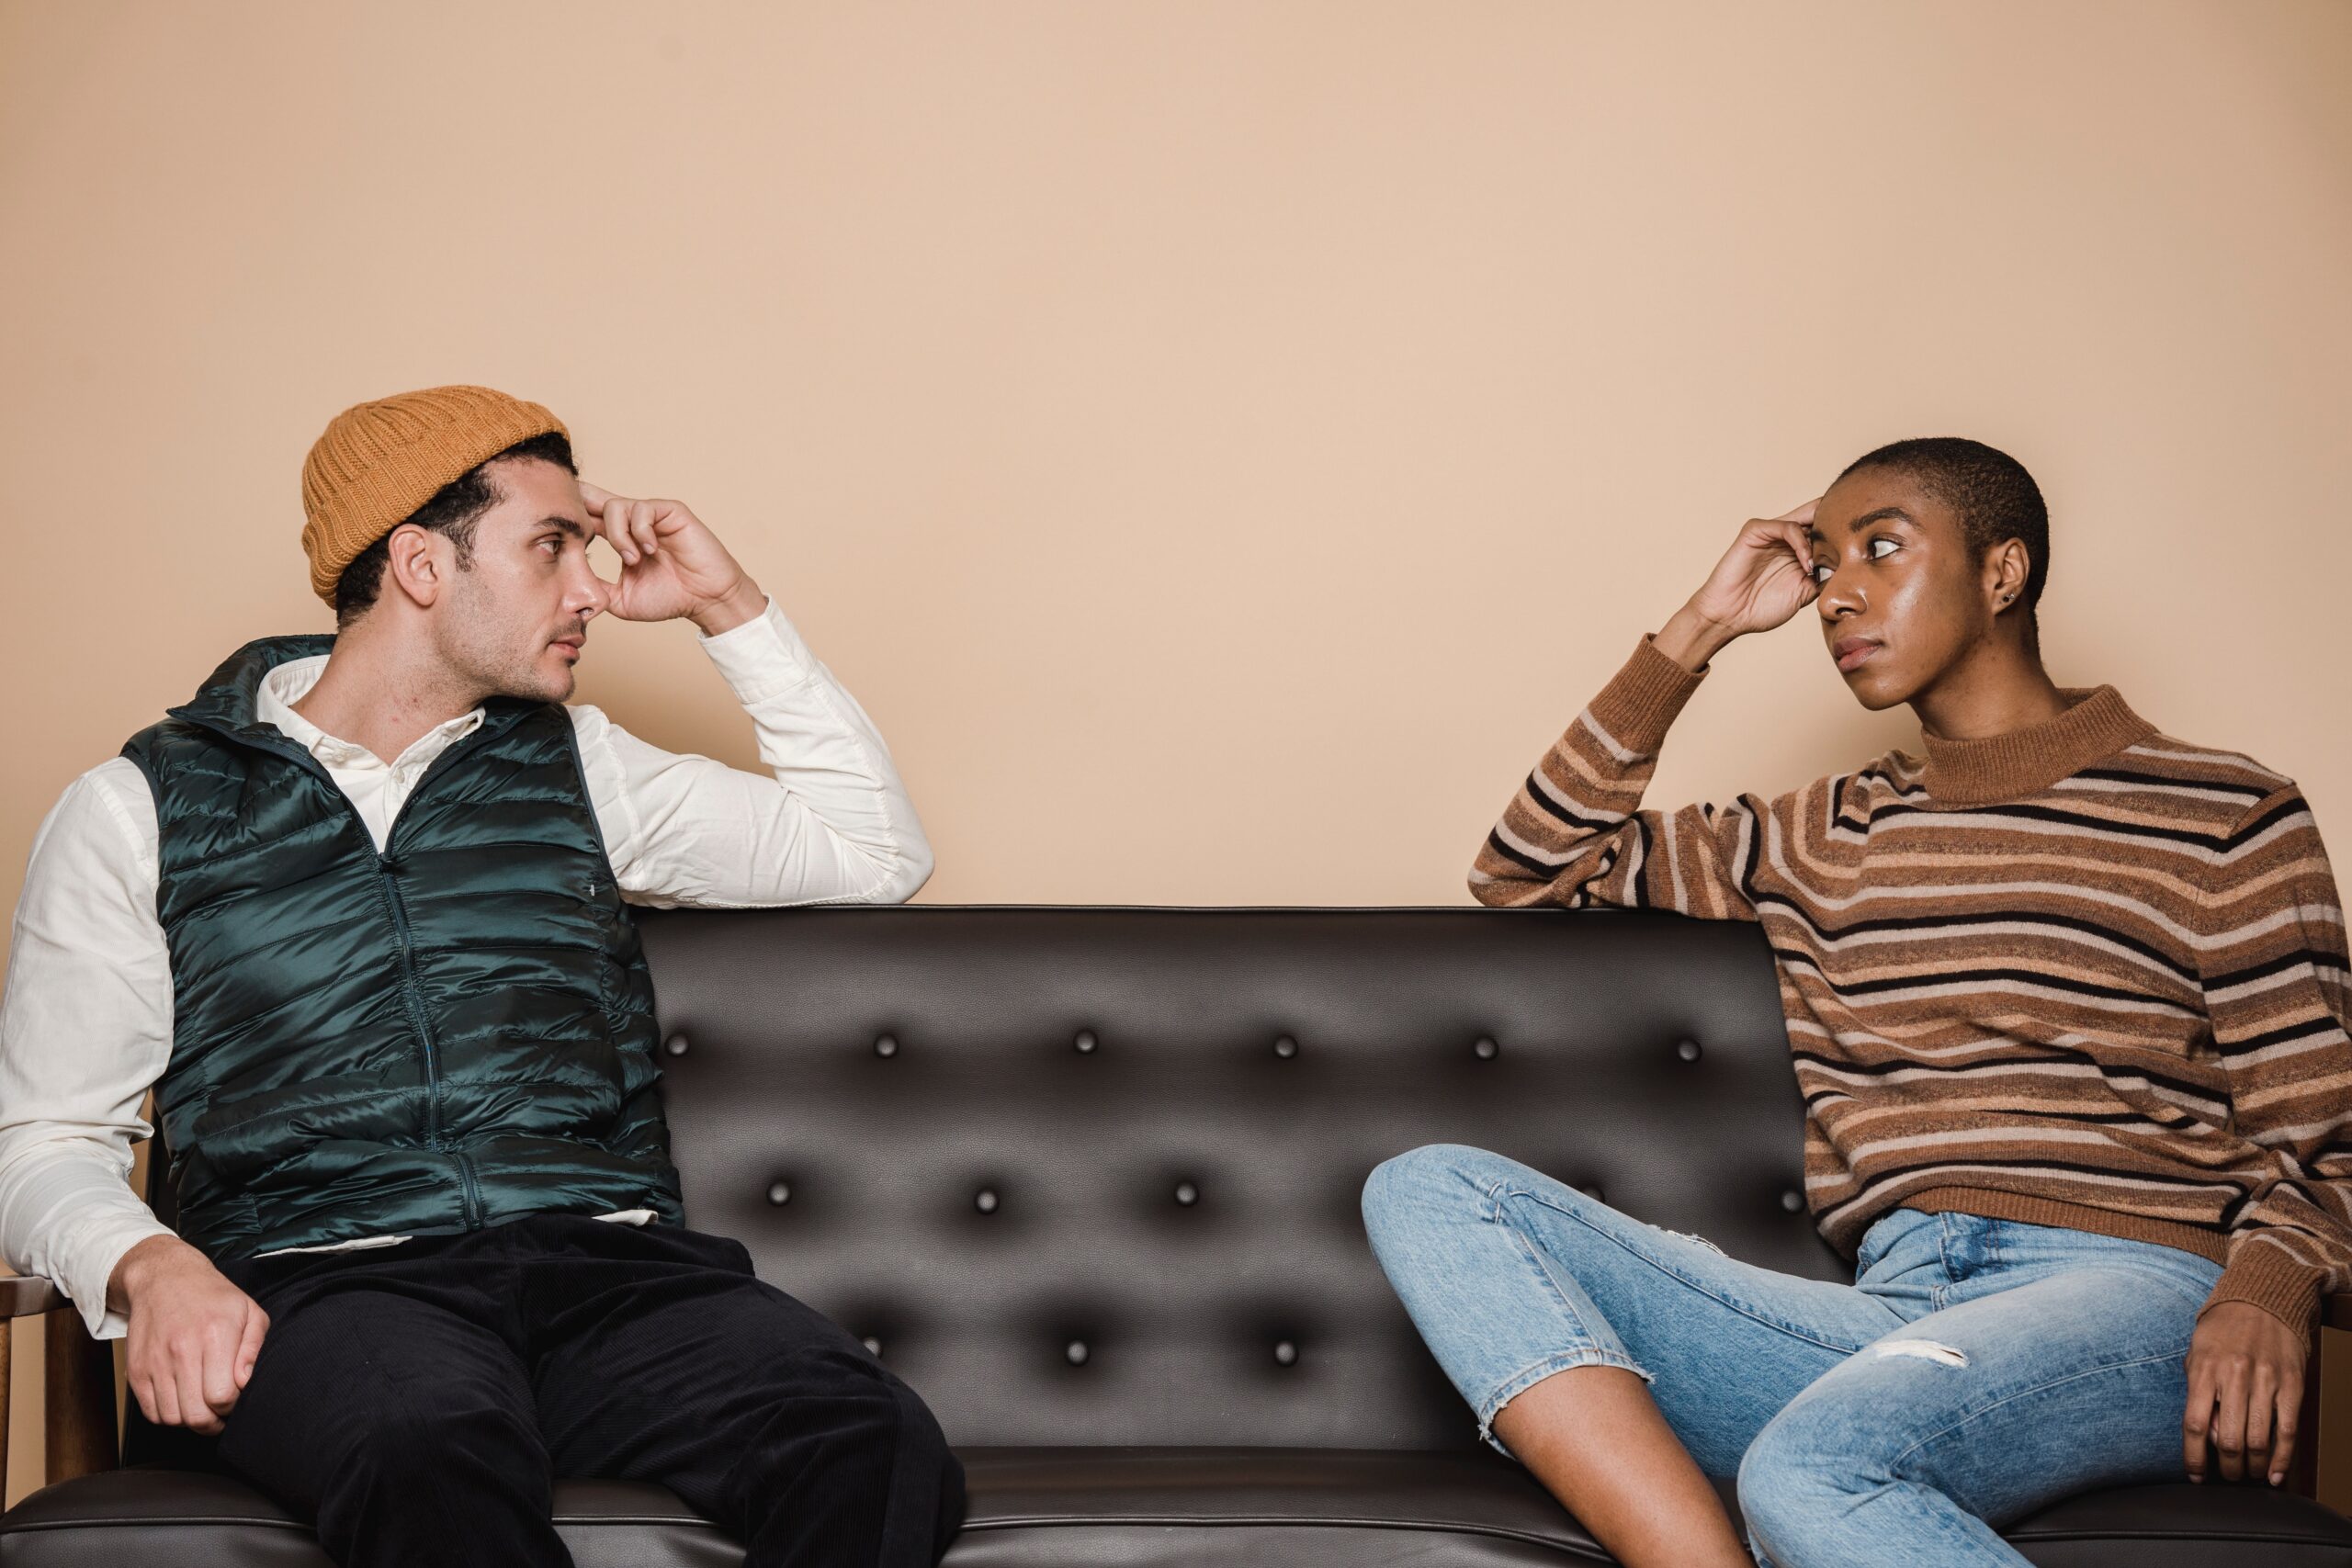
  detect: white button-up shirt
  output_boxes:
[0,598,931,1335]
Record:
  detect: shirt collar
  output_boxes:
[255,656,486,769]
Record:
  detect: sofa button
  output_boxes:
[975,1187,1000,1214]
[1781,1190,1805,1213]
[765,1180,791,1207]
[1474,1036,1498,1060]
[1274,1339,1299,1367]
[1065,1339,1090,1366]
[874,1032,899,1059]
[664,1034,689,1058]
[1273,1034,1298,1059]
[1174,1180,1199,1207]
[1074,1029,1099,1055]
[862,1337,882,1358]
[1676,1039,1702,1063]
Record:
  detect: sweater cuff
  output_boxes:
[1584,633,1709,758]
[2201,1242,2324,1337]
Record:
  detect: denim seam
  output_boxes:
[1883,1346,2191,1473]
[1499,1184,1875,1358]
[1472,1179,1664,1449]
[1486,1179,1606,1338]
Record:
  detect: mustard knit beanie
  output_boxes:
[300,384,569,605]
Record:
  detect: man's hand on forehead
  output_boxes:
[577,479,677,567]
[574,479,764,634]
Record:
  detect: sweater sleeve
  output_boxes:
[1469,633,1768,922]
[2195,784,2352,1335]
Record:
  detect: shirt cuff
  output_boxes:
[71,1216,179,1340]
[2201,1241,2325,1337]
[1584,632,1710,759]
[695,594,818,705]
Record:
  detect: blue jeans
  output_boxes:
[1362,1144,2224,1568]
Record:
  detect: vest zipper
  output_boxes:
[175,713,509,1237]
[376,852,483,1231]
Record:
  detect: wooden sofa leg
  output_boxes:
[44,1312,117,1485]
[2291,1345,2323,1498]
[3,1317,14,1500]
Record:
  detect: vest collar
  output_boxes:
[167,635,340,747]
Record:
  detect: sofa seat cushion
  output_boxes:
[0,1470,739,1568]
[953,1447,1591,1563]
[6,1450,2352,1566]
[4,1454,1578,1566]
[952,1449,2352,1567]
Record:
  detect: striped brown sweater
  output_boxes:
[1473,632,2352,1333]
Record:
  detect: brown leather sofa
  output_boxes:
[6,906,2351,1564]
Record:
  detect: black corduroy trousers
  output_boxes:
[212,1212,964,1568]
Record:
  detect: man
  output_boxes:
[1363,438,2352,1566]
[0,385,961,1567]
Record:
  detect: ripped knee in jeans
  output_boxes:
[1664,1227,1727,1256]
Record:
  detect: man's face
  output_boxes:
[432,457,608,703]
[1806,468,1995,710]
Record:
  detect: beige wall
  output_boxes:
[5,0,2349,1504]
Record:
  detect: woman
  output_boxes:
[1362,437,2352,1566]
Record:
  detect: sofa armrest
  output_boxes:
[3,1275,65,1318]
[2290,1293,2352,1504]
[1,1277,119,1503]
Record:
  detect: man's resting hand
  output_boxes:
[107,1235,269,1435]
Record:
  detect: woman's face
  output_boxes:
[1807,468,2005,709]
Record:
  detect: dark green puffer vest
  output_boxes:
[120,634,684,1262]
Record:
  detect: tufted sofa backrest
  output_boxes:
[634,905,1841,1450]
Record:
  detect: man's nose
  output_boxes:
[571,565,609,620]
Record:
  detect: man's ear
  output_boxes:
[384,525,446,609]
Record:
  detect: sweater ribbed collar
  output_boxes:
[1918,684,2157,805]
